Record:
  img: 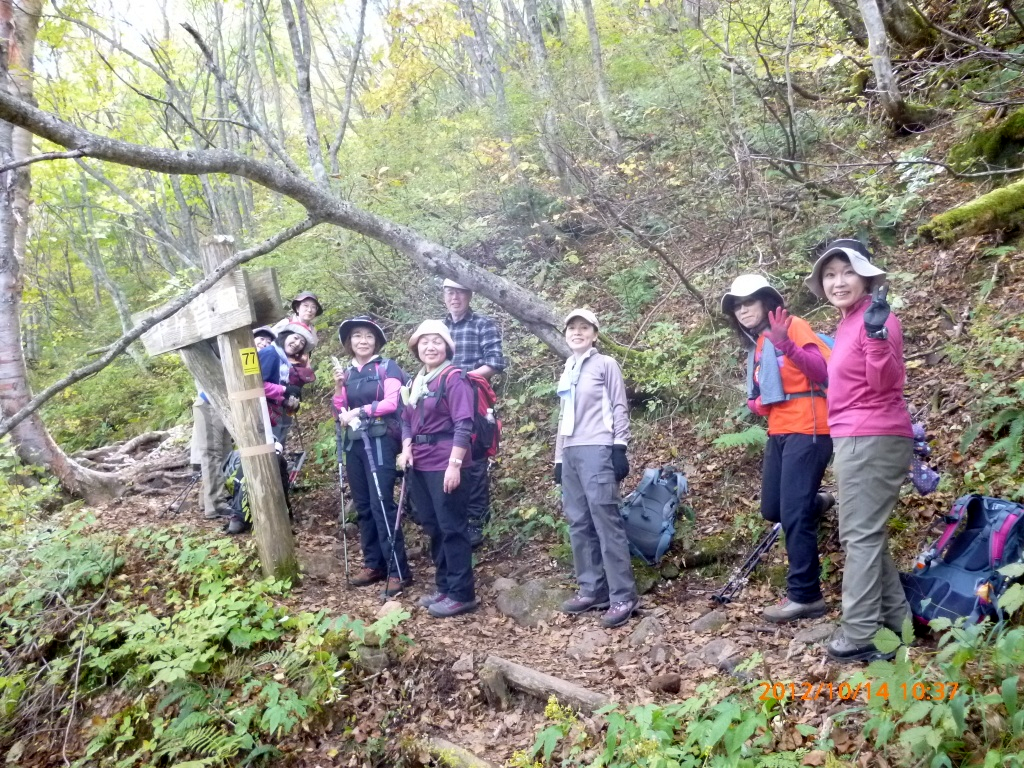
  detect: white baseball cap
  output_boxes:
[442,279,468,290]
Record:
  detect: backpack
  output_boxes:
[222,449,291,523]
[338,358,409,444]
[620,466,690,565]
[434,369,501,460]
[901,494,1024,626]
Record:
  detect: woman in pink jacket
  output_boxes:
[805,239,913,663]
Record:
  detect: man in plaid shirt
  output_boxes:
[443,279,507,547]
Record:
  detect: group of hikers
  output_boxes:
[190,236,915,662]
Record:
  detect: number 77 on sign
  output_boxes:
[240,347,261,376]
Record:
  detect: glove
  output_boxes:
[765,307,792,347]
[284,384,303,399]
[863,284,890,340]
[612,445,629,482]
[554,463,562,485]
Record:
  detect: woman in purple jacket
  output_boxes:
[805,239,913,663]
[398,320,478,618]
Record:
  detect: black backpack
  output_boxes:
[620,466,690,565]
[222,449,291,524]
[901,494,1024,626]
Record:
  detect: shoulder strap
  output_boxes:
[631,468,661,501]
[935,494,973,553]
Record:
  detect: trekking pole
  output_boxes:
[163,471,201,518]
[358,429,407,590]
[711,522,781,605]
[337,436,351,586]
[383,470,410,595]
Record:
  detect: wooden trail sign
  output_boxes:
[132,268,282,357]
[198,236,297,581]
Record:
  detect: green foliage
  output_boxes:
[0,439,61,529]
[712,426,768,453]
[951,311,1024,499]
[40,356,192,452]
[0,518,407,765]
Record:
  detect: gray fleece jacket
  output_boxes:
[554,351,630,463]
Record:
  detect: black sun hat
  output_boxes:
[338,316,387,350]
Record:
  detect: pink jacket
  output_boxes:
[827,296,913,439]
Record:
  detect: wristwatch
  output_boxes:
[867,326,888,340]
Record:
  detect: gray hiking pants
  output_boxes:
[834,435,913,645]
[191,398,232,515]
[561,445,637,604]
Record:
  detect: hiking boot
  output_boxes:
[380,576,414,598]
[815,491,837,516]
[418,591,446,608]
[601,598,640,628]
[428,596,479,618]
[226,517,251,535]
[827,629,897,663]
[350,568,386,587]
[560,593,611,615]
[468,524,484,549]
[205,505,233,520]
[763,598,827,624]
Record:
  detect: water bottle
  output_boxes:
[485,408,495,424]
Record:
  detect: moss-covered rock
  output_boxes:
[919,179,1024,243]
[633,560,661,595]
[949,109,1024,170]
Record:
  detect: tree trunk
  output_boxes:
[523,0,569,190]
[0,0,122,502]
[856,0,934,129]
[825,0,868,44]
[579,0,621,154]
[878,0,936,50]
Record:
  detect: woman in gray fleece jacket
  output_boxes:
[553,308,639,628]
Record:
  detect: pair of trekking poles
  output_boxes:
[336,426,410,601]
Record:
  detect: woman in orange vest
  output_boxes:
[722,275,833,623]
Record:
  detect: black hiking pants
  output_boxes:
[344,434,411,582]
[760,433,833,604]
[408,468,475,603]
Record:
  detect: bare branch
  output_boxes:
[0,218,321,439]
[0,148,82,173]
[749,153,1024,179]
[180,21,304,177]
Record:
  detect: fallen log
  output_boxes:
[919,178,1024,242]
[479,655,612,714]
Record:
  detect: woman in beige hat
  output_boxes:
[554,309,639,628]
[398,320,479,618]
[805,239,914,663]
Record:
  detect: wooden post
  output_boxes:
[200,235,298,581]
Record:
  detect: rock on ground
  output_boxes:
[690,609,729,634]
[495,579,573,627]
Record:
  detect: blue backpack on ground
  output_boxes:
[901,494,1024,625]
[620,466,690,565]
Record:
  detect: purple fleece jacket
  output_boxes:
[827,295,913,439]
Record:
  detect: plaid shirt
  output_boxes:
[444,309,507,373]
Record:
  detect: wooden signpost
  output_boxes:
[134,235,297,581]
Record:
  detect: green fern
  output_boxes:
[156,723,250,762]
[712,426,768,452]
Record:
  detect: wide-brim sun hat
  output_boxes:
[563,308,600,331]
[338,316,387,349]
[253,325,276,341]
[720,274,785,315]
[408,319,456,360]
[804,239,886,300]
[442,278,468,290]
[278,323,315,351]
[291,291,324,316]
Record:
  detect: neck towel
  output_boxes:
[404,361,452,406]
[746,339,786,405]
[557,348,597,436]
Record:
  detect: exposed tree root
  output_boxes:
[479,655,612,714]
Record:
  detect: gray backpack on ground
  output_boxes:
[620,466,690,565]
